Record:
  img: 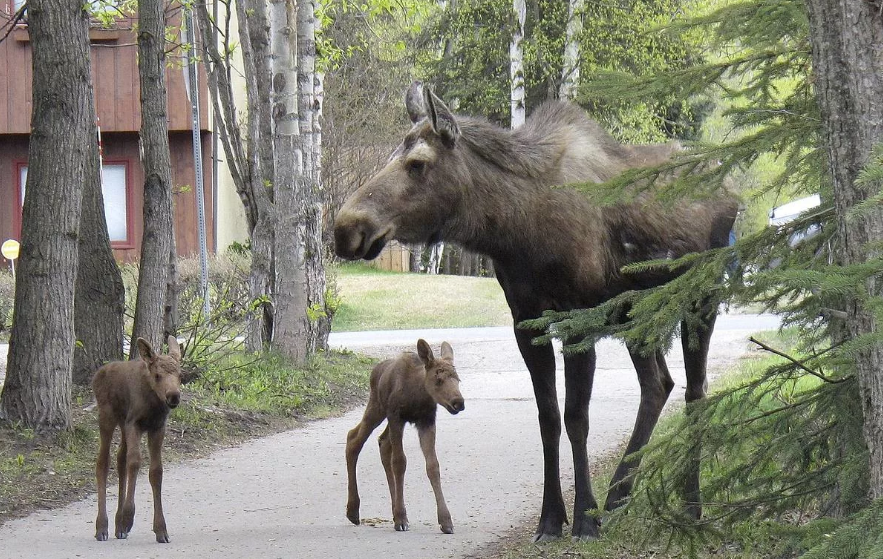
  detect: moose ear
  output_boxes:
[166,335,181,362]
[440,341,454,362]
[417,339,434,366]
[423,86,460,148]
[405,81,426,124]
[136,338,157,364]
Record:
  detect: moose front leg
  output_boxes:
[417,423,454,534]
[117,425,142,539]
[514,327,566,542]
[148,429,169,543]
[563,345,600,540]
[94,421,114,541]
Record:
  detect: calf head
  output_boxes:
[417,339,464,415]
[137,335,183,409]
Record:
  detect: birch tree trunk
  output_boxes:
[297,0,330,352]
[559,0,583,99]
[804,0,883,498]
[130,0,175,356]
[509,0,526,128]
[270,0,310,362]
[196,0,275,351]
[0,0,93,428]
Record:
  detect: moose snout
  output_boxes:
[166,392,181,408]
[448,398,465,415]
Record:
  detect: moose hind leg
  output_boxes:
[681,309,716,519]
[563,346,600,540]
[605,350,672,511]
[417,423,453,534]
[515,327,566,542]
[345,408,385,525]
[386,420,410,531]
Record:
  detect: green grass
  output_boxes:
[331,262,513,331]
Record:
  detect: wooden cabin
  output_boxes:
[0,4,219,263]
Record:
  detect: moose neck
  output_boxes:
[439,115,613,265]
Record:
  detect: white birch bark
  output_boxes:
[269,0,309,362]
[509,0,526,128]
[559,0,583,100]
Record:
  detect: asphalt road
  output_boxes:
[0,313,780,559]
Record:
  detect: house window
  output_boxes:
[18,162,131,244]
[13,0,25,13]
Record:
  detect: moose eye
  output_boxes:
[407,159,426,177]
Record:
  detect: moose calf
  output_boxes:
[93,336,182,543]
[346,339,465,534]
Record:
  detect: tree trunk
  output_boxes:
[509,0,526,127]
[270,0,309,363]
[130,0,175,356]
[804,0,883,498]
[0,0,93,428]
[196,0,276,351]
[297,0,330,352]
[559,0,583,99]
[73,157,125,385]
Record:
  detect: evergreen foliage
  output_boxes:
[522,0,883,556]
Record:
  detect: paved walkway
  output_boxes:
[0,314,779,559]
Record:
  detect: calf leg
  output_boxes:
[94,420,114,541]
[416,422,453,534]
[514,327,566,542]
[563,345,600,539]
[117,425,142,539]
[605,349,674,511]
[114,430,128,538]
[682,309,716,519]
[386,420,410,531]
[346,406,386,525]
[378,426,397,508]
[148,429,169,543]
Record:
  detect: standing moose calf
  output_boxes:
[93,335,182,543]
[346,339,464,534]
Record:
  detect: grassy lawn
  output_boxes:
[332,262,513,331]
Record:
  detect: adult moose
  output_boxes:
[334,82,737,540]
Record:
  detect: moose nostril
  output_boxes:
[453,399,465,412]
[167,394,181,408]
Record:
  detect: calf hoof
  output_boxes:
[115,530,129,540]
[155,531,170,543]
[346,502,360,526]
[441,524,454,535]
[95,530,108,542]
[394,521,410,532]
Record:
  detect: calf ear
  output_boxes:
[417,339,435,366]
[423,86,460,148]
[440,341,454,362]
[405,81,426,124]
[166,335,182,362]
[136,338,156,364]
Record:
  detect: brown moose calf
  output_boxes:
[93,336,182,543]
[346,339,464,534]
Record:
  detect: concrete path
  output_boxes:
[0,314,779,559]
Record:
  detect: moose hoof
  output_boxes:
[441,524,454,535]
[571,514,600,540]
[115,530,129,540]
[95,531,108,542]
[155,532,170,544]
[533,532,560,543]
[346,506,360,526]
[394,521,410,532]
